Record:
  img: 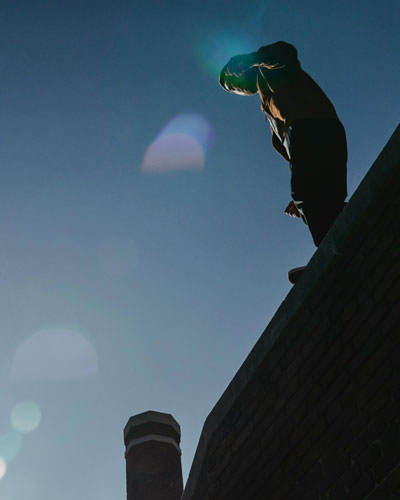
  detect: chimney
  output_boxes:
[124,410,183,500]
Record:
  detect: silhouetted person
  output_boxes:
[219,41,347,283]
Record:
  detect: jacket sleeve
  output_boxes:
[219,53,259,95]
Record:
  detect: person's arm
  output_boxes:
[219,53,260,95]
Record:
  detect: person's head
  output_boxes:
[269,41,299,65]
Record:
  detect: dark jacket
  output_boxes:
[219,41,338,160]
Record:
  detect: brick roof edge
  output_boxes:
[181,123,400,500]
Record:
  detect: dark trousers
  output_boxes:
[288,118,347,246]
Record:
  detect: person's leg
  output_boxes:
[297,198,346,246]
[289,118,347,246]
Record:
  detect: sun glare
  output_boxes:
[196,31,258,78]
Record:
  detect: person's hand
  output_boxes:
[284,201,300,218]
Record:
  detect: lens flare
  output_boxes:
[142,113,213,174]
[196,31,258,78]
[11,402,41,434]
[10,328,99,381]
[0,458,6,479]
[143,133,203,173]
[158,113,213,151]
[0,432,22,462]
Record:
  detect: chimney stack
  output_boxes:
[124,411,183,500]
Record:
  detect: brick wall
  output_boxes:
[182,124,400,500]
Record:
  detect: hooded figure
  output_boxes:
[219,41,347,282]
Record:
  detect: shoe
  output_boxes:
[288,266,306,285]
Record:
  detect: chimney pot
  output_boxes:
[124,410,183,500]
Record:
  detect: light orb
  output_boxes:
[11,401,42,434]
[10,328,99,381]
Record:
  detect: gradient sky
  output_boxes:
[0,0,399,498]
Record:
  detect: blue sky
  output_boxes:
[0,0,399,498]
